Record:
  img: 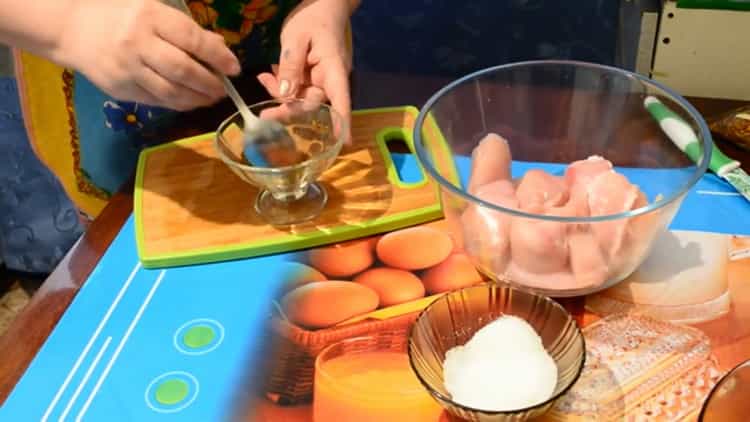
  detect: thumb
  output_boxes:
[277,36,309,98]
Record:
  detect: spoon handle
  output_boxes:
[220,75,259,126]
[171,0,259,127]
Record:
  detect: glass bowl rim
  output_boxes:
[697,357,750,421]
[412,59,713,223]
[407,282,587,415]
[213,98,347,174]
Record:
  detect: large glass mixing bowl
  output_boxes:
[413,60,712,297]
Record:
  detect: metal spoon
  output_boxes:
[218,72,297,167]
[172,0,296,167]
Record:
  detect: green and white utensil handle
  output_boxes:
[644,96,738,177]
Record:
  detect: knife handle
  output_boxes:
[644,96,740,177]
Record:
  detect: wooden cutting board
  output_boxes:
[133,106,458,268]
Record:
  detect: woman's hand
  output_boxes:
[257,0,358,130]
[55,0,241,111]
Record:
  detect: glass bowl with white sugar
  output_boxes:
[408,283,585,421]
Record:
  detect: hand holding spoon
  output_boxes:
[218,71,297,167]
[173,0,296,167]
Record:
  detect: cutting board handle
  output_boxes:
[375,127,428,189]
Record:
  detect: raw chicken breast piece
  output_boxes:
[564,156,614,216]
[565,187,592,218]
[509,203,571,274]
[587,170,640,258]
[467,133,513,195]
[564,155,614,186]
[568,229,609,288]
[504,261,580,290]
[515,169,569,210]
[461,180,517,274]
[611,189,662,272]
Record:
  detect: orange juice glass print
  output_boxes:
[314,336,443,421]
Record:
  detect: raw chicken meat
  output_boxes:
[568,229,609,289]
[515,169,569,210]
[587,171,641,259]
[461,180,517,274]
[564,155,613,185]
[611,190,664,273]
[504,262,580,291]
[460,132,660,292]
[461,133,515,274]
[564,156,613,216]
[467,133,512,194]
[509,203,571,274]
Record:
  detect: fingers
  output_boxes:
[134,64,216,111]
[141,38,225,100]
[258,104,294,123]
[155,5,241,77]
[299,86,328,105]
[258,71,312,97]
[258,72,326,106]
[257,72,281,97]
[113,83,162,109]
[259,68,349,142]
[320,61,352,138]
[257,72,327,126]
[277,35,310,97]
[256,74,303,123]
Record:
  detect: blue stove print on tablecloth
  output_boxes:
[2,215,291,421]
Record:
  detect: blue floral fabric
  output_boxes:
[0,78,83,273]
[103,101,155,134]
[73,73,174,196]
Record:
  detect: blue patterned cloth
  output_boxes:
[0,78,83,273]
[73,73,175,196]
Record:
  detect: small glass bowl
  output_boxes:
[214,98,346,226]
[408,283,585,421]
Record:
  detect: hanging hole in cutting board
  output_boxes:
[377,127,427,188]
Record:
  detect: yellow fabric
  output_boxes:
[13,50,109,218]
